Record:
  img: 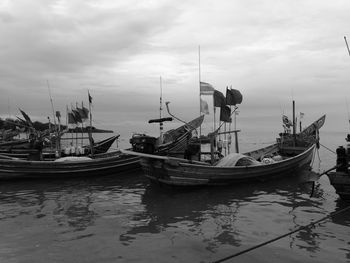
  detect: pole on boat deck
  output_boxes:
[88,91,94,156]
[198,45,202,159]
[292,100,296,146]
[56,111,61,157]
[209,133,215,165]
[228,103,231,154]
[48,116,52,153]
[234,131,239,153]
[234,108,239,153]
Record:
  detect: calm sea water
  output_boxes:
[0,131,349,263]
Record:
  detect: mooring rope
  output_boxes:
[320,143,336,154]
[212,205,350,263]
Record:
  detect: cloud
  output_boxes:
[1,0,350,137]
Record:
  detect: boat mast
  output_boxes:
[198,45,202,158]
[292,100,296,146]
[47,80,60,152]
[198,45,202,139]
[88,90,94,155]
[234,106,239,153]
[159,76,164,144]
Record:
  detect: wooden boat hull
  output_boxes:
[0,139,31,149]
[0,135,119,160]
[138,144,315,186]
[0,151,140,180]
[327,172,350,201]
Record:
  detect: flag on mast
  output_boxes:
[226,88,243,105]
[282,115,293,128]
[200,98,209,115]
[200,82,215,95]
[213,90,225,107]
[77,102,89,120]
[220,105,232,122]
[67,107,76,124]
[88,91,92,104]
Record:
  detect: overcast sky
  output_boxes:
[1,0,350,141]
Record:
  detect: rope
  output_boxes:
[320,143,336,154]
[212,205,350,263]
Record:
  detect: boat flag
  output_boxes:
[200,82,215,95]
[77,103,89,120]
[72,108,82,123]
[226,88,243,105]
[200,98,209,115]
[300,112,304,119]
[83,106,89,119]
[220,105,232,122]
[282,115,293,128]
[88,91,92,104]
[213,90,226,107]
[67,111,76,124]
[16,116,28,127]
[56,111,61,123]
[18,108,34,127]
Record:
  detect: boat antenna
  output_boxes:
[344,36,350,56]
[47,80,57,128]
[165,101,187,125]
[165,101,198,133]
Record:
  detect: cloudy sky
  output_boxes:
[1,0,350,141]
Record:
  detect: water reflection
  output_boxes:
[0,172,147,235]
[120,172,328,256]
[331,199,350,227]
[0,170,347,262]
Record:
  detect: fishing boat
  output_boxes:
[327,37,350,200]
[0,135,119,160]
[130,115,204,158]
[0,138,32,150]
[327,134,350,201]
[123,114,326,186]
[0,114,205,180]
[130,78,204,158]
[0,150,140,180]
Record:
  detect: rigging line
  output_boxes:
[315,147,321,173]
[212,106,239,136]
[310,145,317,167]
[165,102,199,134]
[212,205,350,263]
[47,80,57,127]
[319,143,336,154]
[310,145,321,174]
